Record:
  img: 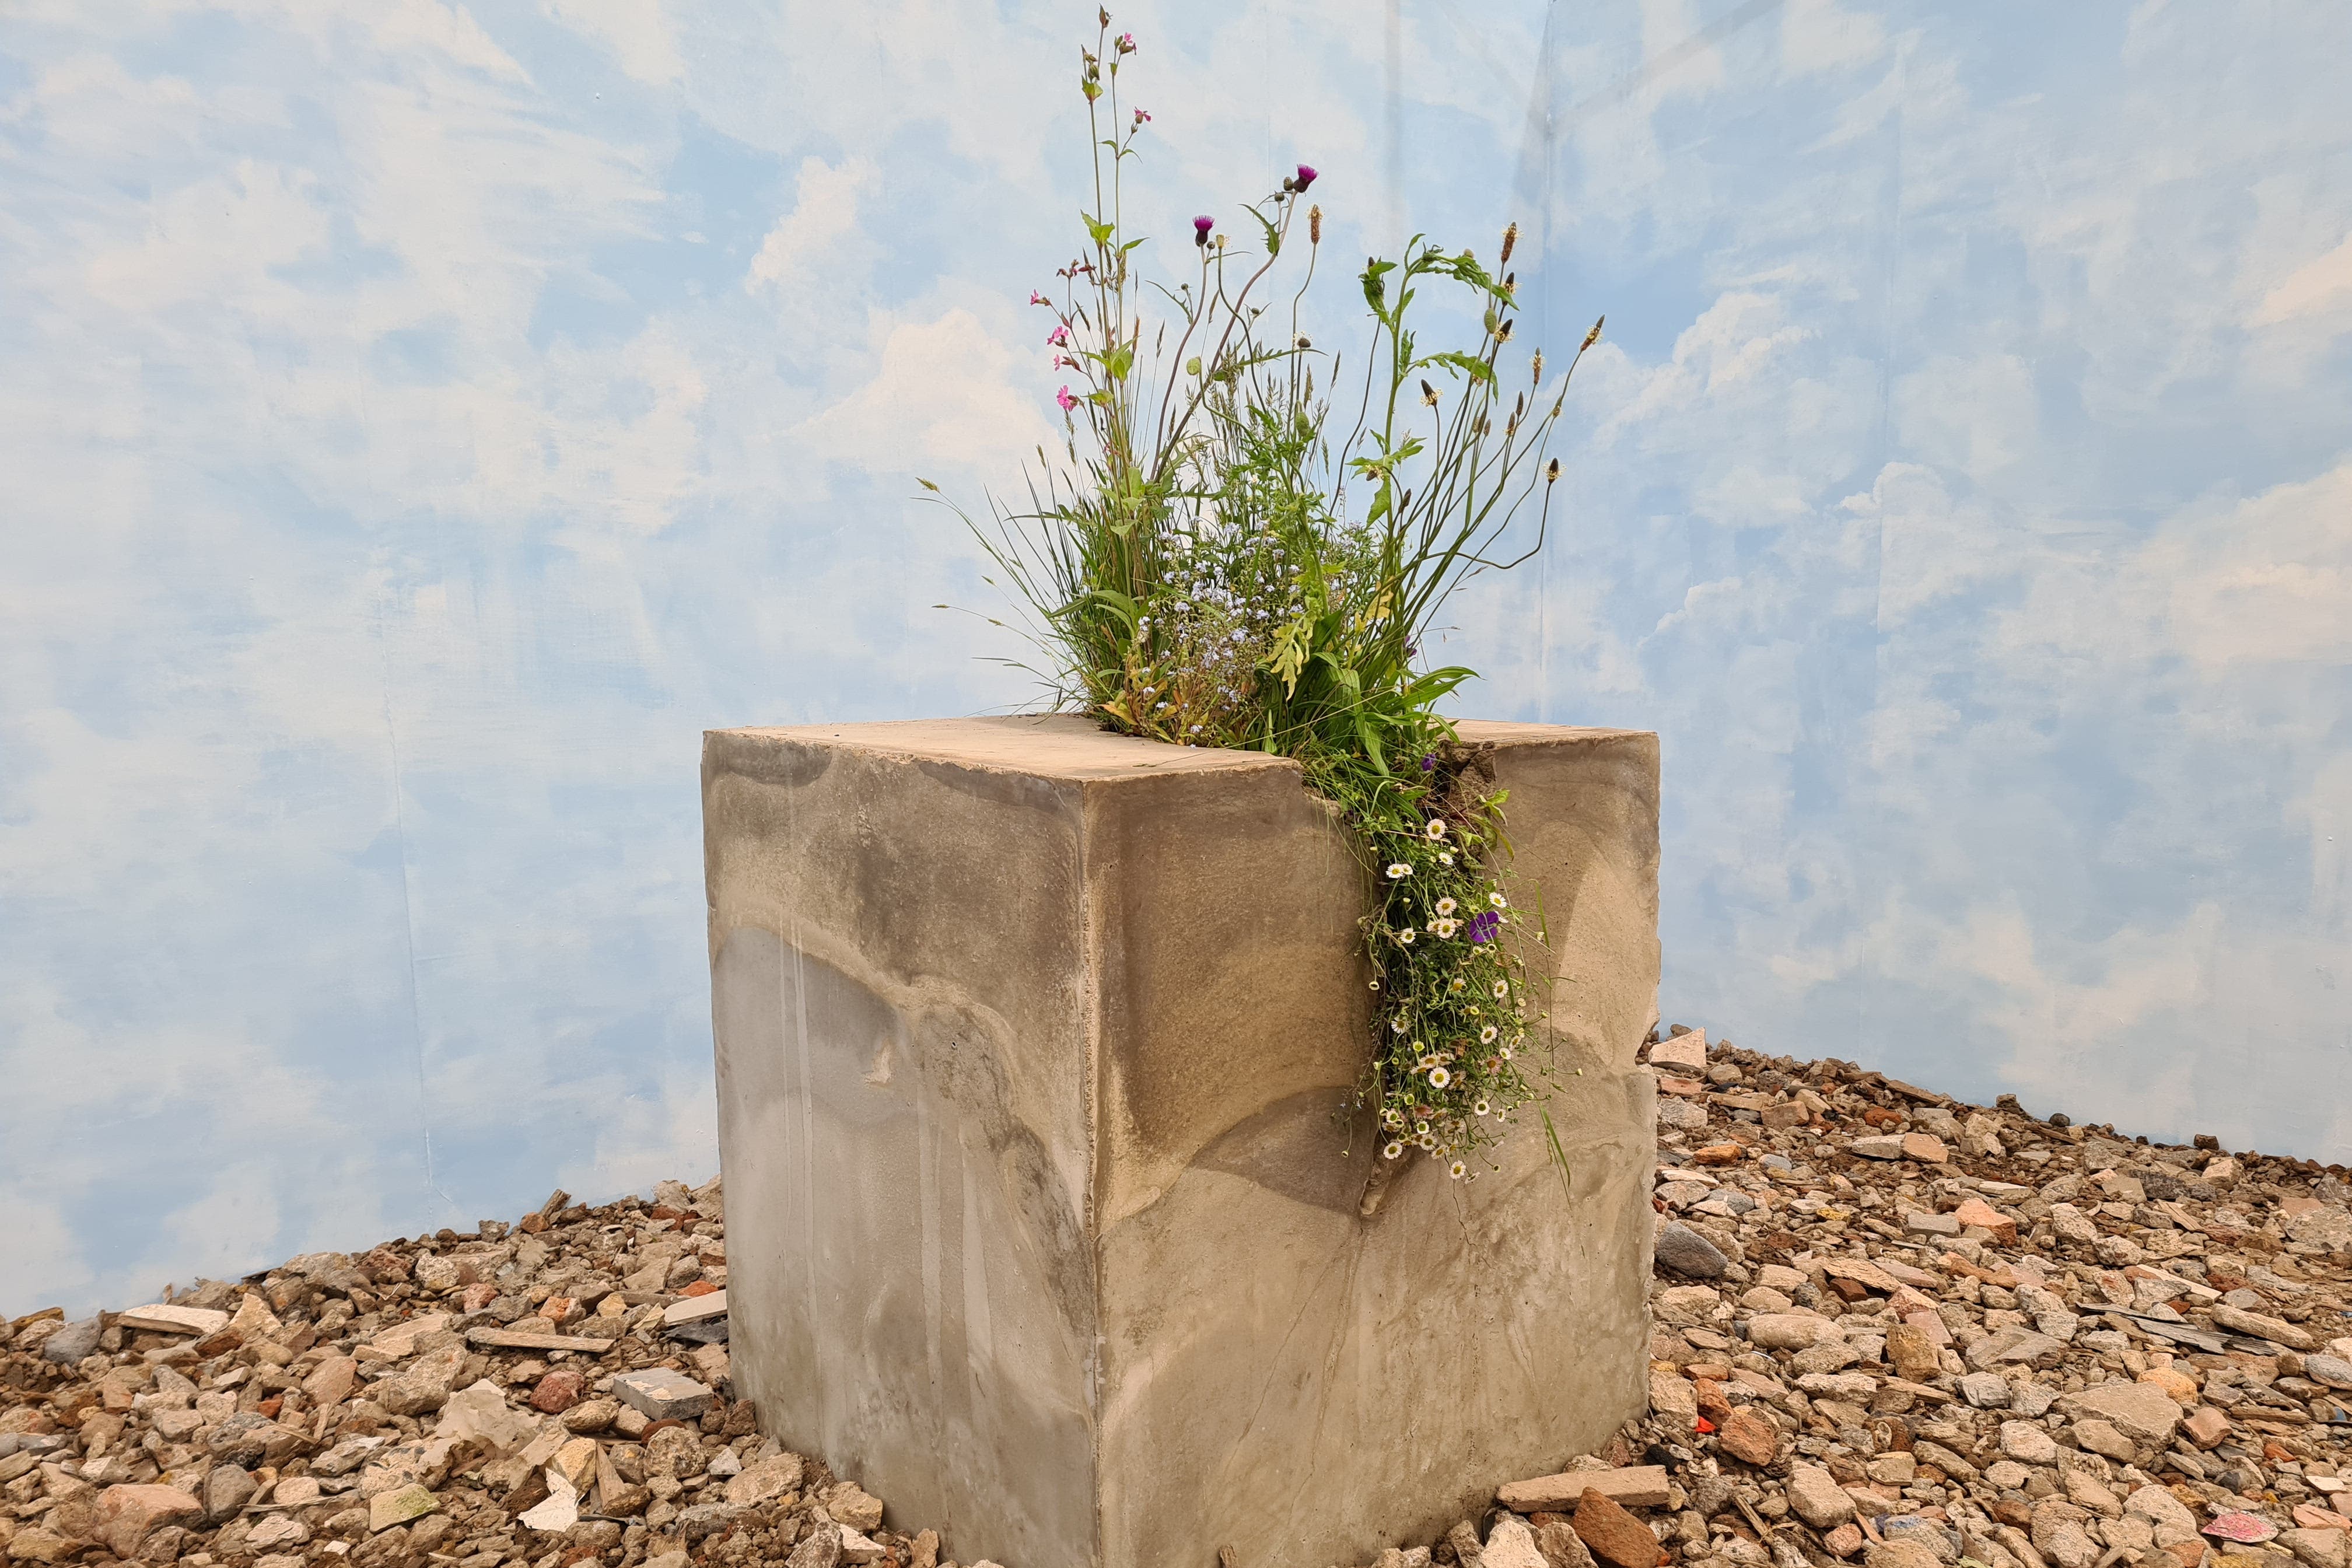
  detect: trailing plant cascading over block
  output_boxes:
[927,10,1603,1174]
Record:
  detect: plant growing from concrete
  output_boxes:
[926,10,1602,1175]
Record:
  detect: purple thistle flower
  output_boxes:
[1294,163,1317,191]
[1193,214,1214,247]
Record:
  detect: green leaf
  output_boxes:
[1419,351,1494,384]
[1540,1108,1574,1203]
[1250,206,1282,261]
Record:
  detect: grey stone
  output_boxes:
[704,716,1661,1568]
[1999,1421,2059,1465]
[2210,1303,2315,1350]
[1484,1516,1549,1568]
[1958,1373,2012,1408]
[673,1502,743,1542]
[38,1318,101,1366]
[1650,1032,1707,1073]
[2304,1353,2352,1390]
[1656,1223,1730,1279]
[2055,1381,2182,1446]
[788,1521,843,1568]
[1787,1463,1856,1528]
[613,1367,714,1422]
[2072,1418,2137,1461]
[203,1462,258,1522]
[1964,1327,2066,1371]
[1747,1312,1833,1350]
[1658,1098,1711,1132]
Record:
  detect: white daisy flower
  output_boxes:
[1474,1098,1490,1116]
[1449,978,1466,993]
[1500,1046,1514,1062]
[1449,1160,1467,1179]
[1396,928,1416,945]
[1431,918,1460,939]
[1368,977,1382,991]
[1390,1017,1408,1033]
[1436,897,1457,916]
[1427,1066,1451,1089]
[1383,1140,1404,1160]
[1437,850,1455,866]
[1480,1025,1499,1044]
[1424,820,1447,841]
[1415,1120,1430,1136]
[1492,980,1508,999]
[1385,862,1412,880]
[1489,891,1508,908]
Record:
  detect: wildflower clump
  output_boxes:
[929,11,1602,1177]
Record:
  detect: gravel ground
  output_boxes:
[6,1030,2352,1568]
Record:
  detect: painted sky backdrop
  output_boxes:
[5,0,2350,1315]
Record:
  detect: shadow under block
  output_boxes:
[702,715,1660,1568]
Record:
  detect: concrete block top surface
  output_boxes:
[711,713,1652,782]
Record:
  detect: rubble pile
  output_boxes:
[7,1030,2352,1568]
[1416,1028,2352,1568]
[2,1180,966,1568]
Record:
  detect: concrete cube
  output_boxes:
[703,716,1658,1568]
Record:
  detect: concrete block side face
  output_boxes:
[1083,763,1373,1231]
[1461,726,1662,1074]
[703,731,1100,1568]
[1090,726,1661,1568]
[1094,1069,1656,1567]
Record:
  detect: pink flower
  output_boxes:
[1052,354,1072,370]
[1133,107,1150,127]
[1047,324,1069,346]
[1293,163,1318,191]
[1056,386,1079,412]
[1115,32,1135,53]
[1030,290,1049,306]
[1192,215,1214,247]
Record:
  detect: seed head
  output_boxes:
[1545,458,1560,484]
[1308,204,1321,244]
[1531,349,1544,385]
[1500,222,1518,265]
[1581,314,1605,351]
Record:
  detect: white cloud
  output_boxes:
[542,0,684,85]
[2253,232,2352,327]
[794,302,1060,481]
[747,156,876,297]
[1779,0,1887,76]
[1890,355,2036,481]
